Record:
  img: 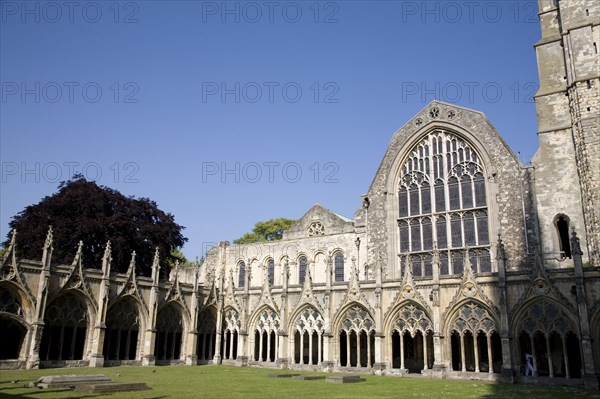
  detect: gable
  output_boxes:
[283,204,354,240]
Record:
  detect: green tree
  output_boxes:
[3,175,187,277]
[234,218,296,244]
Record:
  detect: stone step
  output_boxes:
[325,375,366,384]
[266,373,300,378]
[74,382,150,393]
[292,375,326,380]
[35,374,111,389]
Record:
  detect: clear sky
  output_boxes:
[1,0,541,262]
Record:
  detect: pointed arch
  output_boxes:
[297,254,308,285]
[289,304,325,366]
[385,121,502,280]
[154,301,187,362]
[444,298,501,373]
[383,300,434,372]
[553,214,572,259]
[0,282,32,360]
[40,290,94,362]
[197,305,217,362]
[221,306,240,360]
[249,305,280,363]
[0,281,34,323]
[384,300,433,337]
[334,302,376,368]
[511,297,581,378]
[103,296,143,362]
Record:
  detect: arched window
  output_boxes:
[555,215,571,259]
[238,262,246,288]
[334,252,344,282]
[0,288,27,360]
[39,293,88,361]
[397,130,491,276]
[103,300,140,361]
[154,304,183,361]
[298,256,307,284]
[267,259,275,285]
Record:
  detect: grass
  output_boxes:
[0,366,598,399]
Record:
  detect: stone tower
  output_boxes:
[532,0,599,267]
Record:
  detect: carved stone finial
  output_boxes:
[43,227,52,249]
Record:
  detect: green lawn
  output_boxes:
[0,366,597,399]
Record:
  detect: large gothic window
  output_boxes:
[397,130,491,275]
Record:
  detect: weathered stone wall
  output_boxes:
[533,0,599,266]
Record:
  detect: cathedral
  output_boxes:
[0,0,598,389]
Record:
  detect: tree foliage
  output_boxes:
[233,218,296,244]
[3,175,187,277]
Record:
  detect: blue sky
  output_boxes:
[1,1,541,261]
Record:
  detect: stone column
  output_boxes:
[496,237,514,381]
[423,332,429,370]
[213,294,224,364]
[571,231,598,387]
[142,249,160,366]
[185,266,200,366]
[26,228,52,369]
[487,334,493,374]
[89,242,112,367]
[473,334,480,373]
[276,259,290,369]
[428,245,444,376]
[400,332,405,370]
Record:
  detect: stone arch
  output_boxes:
[553,214,572,259]
[39,290,93,362]
[263,257,275,286]
[197,305,217,362]
[289,305,325,366]
[0,283,32,360]
[444,299,501,373]
[236,260,246,289]
[312,251,326,284]
[512,297,581,378]
[297,253,309,285]
[220,306,240,360]
[384,300,434,372]
[249,305,280,363]
[154,301,186,362]
[331,249,346,283]
[102,296,143,362]
[334,303,376,368]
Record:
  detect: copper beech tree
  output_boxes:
[4,175,187,277]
